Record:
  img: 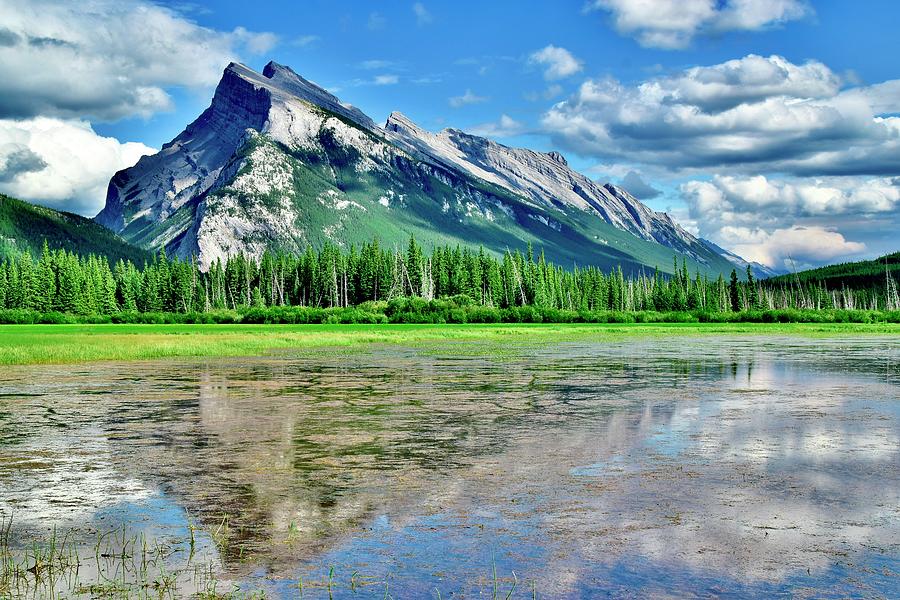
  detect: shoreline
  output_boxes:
[2,322,898,366]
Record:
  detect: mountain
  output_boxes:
[384,112,700,254]
[700,239,784,279]
[766,251,900,288]
[96,60,737,275]
[0,193,151,264]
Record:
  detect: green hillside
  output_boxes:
[767,252,900,288]
[0,194,152,265]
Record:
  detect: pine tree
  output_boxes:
[729,269,740,312]
[16,253,37,310]
[100,261,118,314]
[5,231,885,318]
[34,241,56,312]
[687,272,702,310]
[406,235,424,297]
[56,252,84,314]
[0,261,8,309]
[746,265,758,310]
[141,266,162,312]
[251,286,265,307]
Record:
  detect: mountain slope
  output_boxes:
[384,112,700,254]
[0,194,152,264]
[96,61,737,275]
[766,252,900,288]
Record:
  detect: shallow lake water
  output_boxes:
[1,335,898,598]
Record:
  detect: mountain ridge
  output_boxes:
[384,112,701,254]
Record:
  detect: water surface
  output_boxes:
[1,335,897,597]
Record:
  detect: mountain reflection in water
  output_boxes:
[0,336,897,597]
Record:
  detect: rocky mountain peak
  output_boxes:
[261,60,293,78]
[223,60,377,132]
[385,111,423,135]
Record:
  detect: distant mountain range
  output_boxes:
[93,60,743,276]
[0,194,150,264]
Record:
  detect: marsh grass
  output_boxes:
[0,517,534,599]
[0,516,264,600]
[2,322,898,366]
[3,523,162,598]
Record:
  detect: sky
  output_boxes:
[0,0,897,270]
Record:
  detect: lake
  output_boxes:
[1,335,897,598]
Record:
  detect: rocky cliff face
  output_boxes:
[96,61,737,275]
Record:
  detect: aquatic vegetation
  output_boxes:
[0,517,238,599]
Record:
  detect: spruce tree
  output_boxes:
[0,261,7,309]
[729,269,740,311]
[746,265,758,310]
[141,267,161,312]
[406,236,424,297]
[100,262,118,314]
[251,286,265,307]
[58,253,86,314]
[16,253,36,310]
[34,241,56,312]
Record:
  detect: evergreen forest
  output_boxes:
[1,238,898,324]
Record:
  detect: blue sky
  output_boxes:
[0,1,898,269]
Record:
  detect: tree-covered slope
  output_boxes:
[0,194,152,265]
[766,252,900,288]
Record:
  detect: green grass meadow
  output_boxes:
[2,322,898,366]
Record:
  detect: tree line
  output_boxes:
[1,238,898,318]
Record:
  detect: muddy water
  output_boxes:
[0,336,898,598]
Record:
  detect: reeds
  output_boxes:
[0,515,255,599]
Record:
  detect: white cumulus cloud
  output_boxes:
[721,225,866,269]
[542,54,900,177]
[589,0,811,49]
[682,175,900,224]
[0,118,155,216]
[528,45,583,80]
[679,175,898,267]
